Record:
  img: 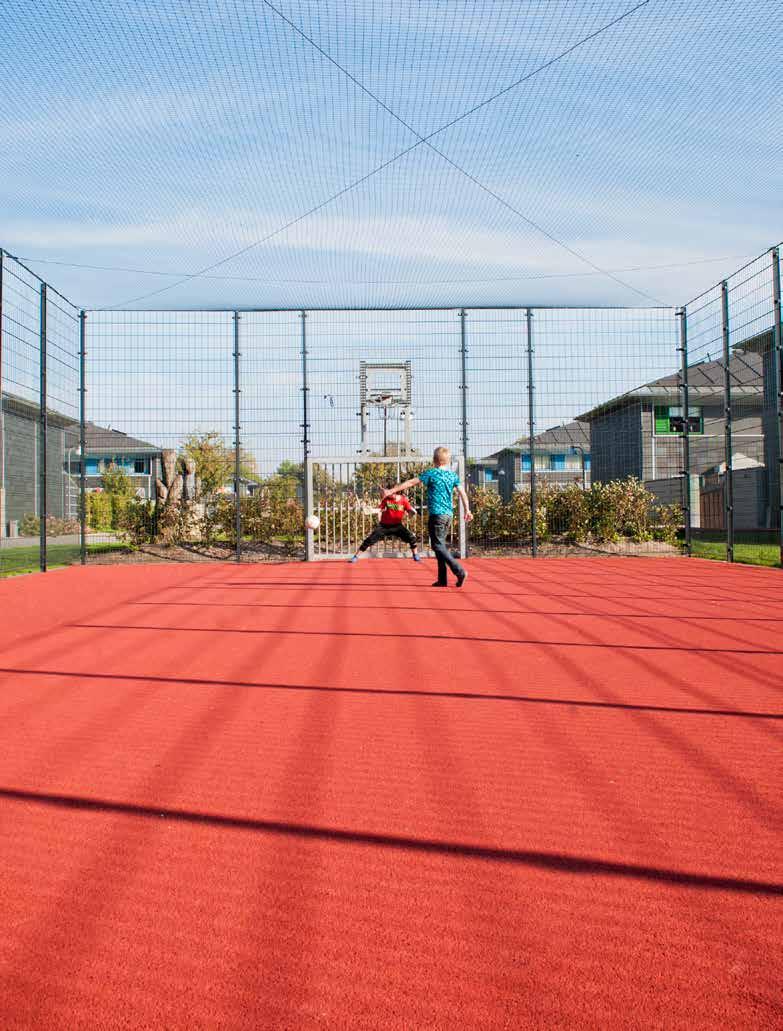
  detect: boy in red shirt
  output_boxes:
[349,486,421,562]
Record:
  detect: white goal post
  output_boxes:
[304,454,467,561]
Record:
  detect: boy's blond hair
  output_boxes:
[433,446,451,466]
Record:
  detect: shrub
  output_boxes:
[110,493,131,529]
[470,485,549,543]
[18,512,41,537]
[469,477,684,547]
[117,497,156,546]
[546,483,591,541]
[87,491,113,531]
[651,503,683,545]
[468,486,506,541]
[18,513,80,537]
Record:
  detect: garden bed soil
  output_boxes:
[87,540,304,565]
[468,540,681,559]
[87,537,680,565]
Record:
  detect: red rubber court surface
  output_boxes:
[0,557,781,1030]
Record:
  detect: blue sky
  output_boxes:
[1,0,781,311]
[1,1,780,470]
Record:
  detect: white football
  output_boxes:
[305,515,320,530]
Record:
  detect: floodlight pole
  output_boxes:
[79,310,87,565]
[232,312,242,563]
[526,308,537,558]
[721,281,734,562]
[771,246,783,567]
[677,307,692,557]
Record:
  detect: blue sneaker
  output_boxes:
[412,552,422,562]
[349,555,358,563]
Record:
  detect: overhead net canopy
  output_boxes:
[1,0,779,311]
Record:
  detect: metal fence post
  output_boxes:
[79,310,87,564]
[301,310,313,561]
[677,307,692,556]
[526,308,537,557]
[232,312,242,563]
[39,283,47,572]
[459,308,469,558]
[720,281,734,562]
[771,246,783,567]
[0,250,4,565]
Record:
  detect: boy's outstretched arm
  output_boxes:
[456,484,474,521]
[382,476,420,498]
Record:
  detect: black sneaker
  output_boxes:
[456,570,468,588]
[431,581,448,588]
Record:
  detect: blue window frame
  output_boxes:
[520,455,531,472]
[550,453,566,471]
[85,458,100,475]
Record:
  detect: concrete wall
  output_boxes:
[2,406,37,530]
[762,342,781,528]
[733,466,768,531]
[1,403,69,533]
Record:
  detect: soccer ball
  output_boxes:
[305,515,320,530]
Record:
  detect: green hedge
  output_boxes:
[470,478,682,546]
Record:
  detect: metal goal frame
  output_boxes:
[305,455,467,561]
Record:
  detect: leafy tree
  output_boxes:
[101,463,133,496]
[274,460,334,491]
[275,460,302,480]
[182,431,257,496]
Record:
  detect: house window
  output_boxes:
[483,468,495,482]
[85,458,100,475]
[550,453,566,471]
[134,457,149,474]
[654,405,703,435]
[520,455,532,472]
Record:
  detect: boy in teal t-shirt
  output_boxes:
[383,446,473,587]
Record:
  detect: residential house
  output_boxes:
[578,352,764,482]
[470,421,591,503]
[78,423,163,499]
[578,351,766,527]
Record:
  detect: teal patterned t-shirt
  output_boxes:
[419,466,460,517]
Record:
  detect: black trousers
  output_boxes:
[428,514,464,583]
[358,523,418,551]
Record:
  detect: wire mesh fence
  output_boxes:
[82,304,681,564]
[682,250,781,566]
[1,244,782,574]
[0,252,81,577]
